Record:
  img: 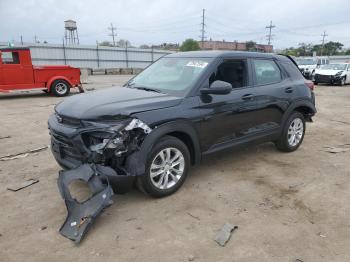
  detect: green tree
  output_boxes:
[246,41,256,51]
[99,41,112,47]
[312,41,344,56]
[297,43,313,56]
[180,39,200,52]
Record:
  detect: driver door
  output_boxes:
[197,58,258,153]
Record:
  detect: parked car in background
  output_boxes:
[313,63,350,85]
[49,51,316,198]
[0,47,82,96]
[296,56,329,79]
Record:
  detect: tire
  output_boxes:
[340,77,346,86]
[51,80,70,97]
[137,135,190,198]
[275,112,306,152]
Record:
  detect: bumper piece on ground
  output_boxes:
[57,164,117,244]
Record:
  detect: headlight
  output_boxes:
[335,71,343,76]
[81,120,130,152]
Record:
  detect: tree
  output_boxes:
[312,41,344,56]
[245,41,256,51]
[117,39,131,48]
[180,39,200,52]
[297,43,313,56]
[99,41,112,47]
[139,44,150,49]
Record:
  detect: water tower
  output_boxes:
[64,20,79,45]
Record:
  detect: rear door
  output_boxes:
[250,58,294,133]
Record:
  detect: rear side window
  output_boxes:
[253,59,281,85]
[1,52,20,64]
[281,61,304,79]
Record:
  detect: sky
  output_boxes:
[1,0,350,49]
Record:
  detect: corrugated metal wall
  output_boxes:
[1,43,172,69]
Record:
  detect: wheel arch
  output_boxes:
[282,100,316,125]
[47,76,73,92]
[125,120,201,176]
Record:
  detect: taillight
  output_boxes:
[305,80,314,91]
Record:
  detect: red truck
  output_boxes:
[0,47,82,96]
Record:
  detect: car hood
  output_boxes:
[315,69,343,76]
[55,86,183,120]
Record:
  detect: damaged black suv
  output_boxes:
[49,51,316,198]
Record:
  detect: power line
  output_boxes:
[108,23,117,46]
[321,30,328,55]
[200,9,206,48]
[266,21,276,45]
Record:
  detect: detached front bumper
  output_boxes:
[58,164,116,243]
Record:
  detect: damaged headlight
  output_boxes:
[82,118,152,156]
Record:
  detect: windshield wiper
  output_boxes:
[125,82,163,93]
[133,86,163,93]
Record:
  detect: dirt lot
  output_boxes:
[0,75,350,262]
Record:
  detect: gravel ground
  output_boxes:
[0,75,349,262]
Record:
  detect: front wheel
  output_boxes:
[137,136,190,198]
[340,77,346,86]
[51,80,70,97]
[275,112,305,152]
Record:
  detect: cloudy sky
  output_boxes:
[1,0,350,49]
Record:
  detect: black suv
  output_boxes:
[49,51,316,198]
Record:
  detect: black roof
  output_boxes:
[0,46,30,51]
[166,50,286,60]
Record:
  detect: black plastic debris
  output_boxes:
[57,164,117,244]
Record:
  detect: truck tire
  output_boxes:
[137,136,190,198]
[51,80,70,97]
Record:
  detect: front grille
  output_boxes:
[315,74,332,82]
[50,130,84,161]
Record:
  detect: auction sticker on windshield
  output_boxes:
[186,61,209,68]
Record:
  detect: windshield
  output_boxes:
[127,57,212,96]
[320,64,347,70]
[296,58,317,65]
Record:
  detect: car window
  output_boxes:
[1,52,20,64]
[129,57,213,96]
[208,60,247,88]
[253,59,282,85]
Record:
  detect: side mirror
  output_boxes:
[201,80,232,95]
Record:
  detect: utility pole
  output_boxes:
[108,23,117,46]
[34,35,38,44]
[20,35,23,45]
[200,9,206,49]
[321,30,328,56]
[265,21,275,45]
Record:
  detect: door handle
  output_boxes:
[285,87,293,93]
[241,94,254,100]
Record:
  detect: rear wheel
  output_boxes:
[51,80,70,97]
[275,112,305,152]
[137,136,190,198]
